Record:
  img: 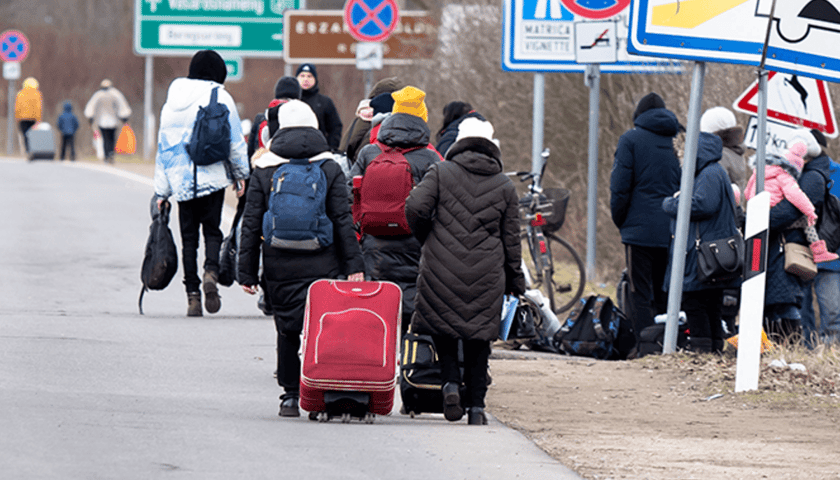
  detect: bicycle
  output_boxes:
[510,148,586,316]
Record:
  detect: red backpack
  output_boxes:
[357,145,421,236]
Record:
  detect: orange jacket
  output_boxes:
[15,86,42,122]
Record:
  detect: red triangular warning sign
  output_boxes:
[732,71,837,138]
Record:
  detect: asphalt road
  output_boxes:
[0,157,581,480]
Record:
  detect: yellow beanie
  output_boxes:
[23,77,38,89]
[391,86,428,123]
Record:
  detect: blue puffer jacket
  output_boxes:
[818,157,840,272]
[662,133,742,292]
[154,78,249,202]
[766,154,832,307]
[610,108,682,247]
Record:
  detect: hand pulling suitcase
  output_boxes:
[300,279,402,423]
[26,124,56,161]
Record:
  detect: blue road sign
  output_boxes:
[344,0,399,42]
[627,0,840,83]
[0,30,30,63]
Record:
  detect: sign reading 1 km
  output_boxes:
[344,0,399,42]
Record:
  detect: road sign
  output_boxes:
[627,0,840,83]
[744,116,803,157]
[344,0,399,42]
[574,21,617,63]
[3,62,21,80]
[0,30,30,62]
[732,71,837,137]
[223,57,243,82]
[356,42,383,70]
[134,0,299,57]
[284,10,434,65]
[560,0,630,19]
[502,0,681,73]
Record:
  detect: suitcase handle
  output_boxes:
[328,280,384,297]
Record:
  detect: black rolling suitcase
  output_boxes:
[399,328,464,417]
[26,124,56,161]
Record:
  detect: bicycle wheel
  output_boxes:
[544,233,586,314]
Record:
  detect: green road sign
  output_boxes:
[224,57,244,82]
[134,0,299,57]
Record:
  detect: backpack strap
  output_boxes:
[555,296,590,342]
[590,296,614,343]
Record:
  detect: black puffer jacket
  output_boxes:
[237,127,363,330]
[349,113,441,317]
[406,137,525,342]
[301,84,343,150]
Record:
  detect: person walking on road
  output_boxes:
[435,101,486,157]
[406,117,526,425]
[661,132,742,354]
[153,50,250,317]
[295,63,343,150]
[57,102,80,161]
[84,79,132,163]
[610,92,682,351]
[237,100,364,418]
[14,77,42,154]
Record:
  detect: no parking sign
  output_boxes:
[343,0,399,43]
[0,30,30,63]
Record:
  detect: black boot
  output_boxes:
[442,382,463,422]
[468,407,488,425]
[279,394,300,417]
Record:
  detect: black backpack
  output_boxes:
[188,87,231,198]
[815,170,840,253]
[139,198,178,314]
[554,295,635,360]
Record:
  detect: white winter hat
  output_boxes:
[455,117,495,143]
[789,128,822,158]
[278,99,318,130]
[700,106,737,134]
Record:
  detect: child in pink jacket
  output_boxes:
[746,141,838,263]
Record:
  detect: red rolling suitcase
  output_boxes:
[300,279,402,422]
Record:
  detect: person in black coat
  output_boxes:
[296,63,343,150]
[610,92,682,348]
[338,77,404,163]
[349,87,441,331]
[662,132,742,353]
[435,101,486,157]
[406,117,525,425]
[237,100,364,418]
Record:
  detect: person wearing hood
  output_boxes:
[339,77,405,164]
[153,49,250,317]
[662,132,742,353]
[246,76,302,160]
[435,101,486,157]
[295,63,343,150]
[700,107,749,196]
[14,77,42,153]
[610,92,682,350]
[406,117,525,425]
[84,78,132,163]
[237,100,364,418]
[57,102,79,161]
[349,86,442,333]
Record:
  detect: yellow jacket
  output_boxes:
[15,85,42,122]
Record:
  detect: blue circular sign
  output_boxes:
[560,0,629,19]
[344,0,399,42]
[0,30,30,62]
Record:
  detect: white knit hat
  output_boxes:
[700,106,737,133]
[455,117,495,143]
[789,128,822,158]
[277,99,318,130]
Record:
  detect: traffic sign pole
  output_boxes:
[584,63,600,280]
[7,78,14,155]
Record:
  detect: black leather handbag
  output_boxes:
[695,223,744,284]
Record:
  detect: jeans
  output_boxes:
[815,271,840,343]
[60,134,76,160]
[177,189,225,293]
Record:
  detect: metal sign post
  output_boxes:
[532,73,545,179]
[6,77,14,155]
[143,56,154,162]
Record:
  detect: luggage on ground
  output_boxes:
[300,279,402,422]
[139,198,178,314]
[637,319,689,357]
[399,327,465,417]
[554,295,635,360]
[356,145,421,236]
[26,123,55,161]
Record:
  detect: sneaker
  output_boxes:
[203,271,221,314]
[187,292,202,317]
[279,397,300,417]
[442,382,463,422]
[468,407,488,425]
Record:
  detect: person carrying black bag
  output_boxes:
[661,132,743,353]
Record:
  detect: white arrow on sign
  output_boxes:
[733,71,838,138]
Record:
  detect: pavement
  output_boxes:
[0,156,582,479]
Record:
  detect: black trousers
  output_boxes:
[19,120,36,152]
[60,134,76,160]
[625,244,670,342]
[177,189,225,293]
[100,127,117,161]
[276,327,301,397]
[433,335,491,409]
[682,289,724,353]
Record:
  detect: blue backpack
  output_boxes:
[553,295,635,360]
[262,158,333,251]
[188,87,230,166]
